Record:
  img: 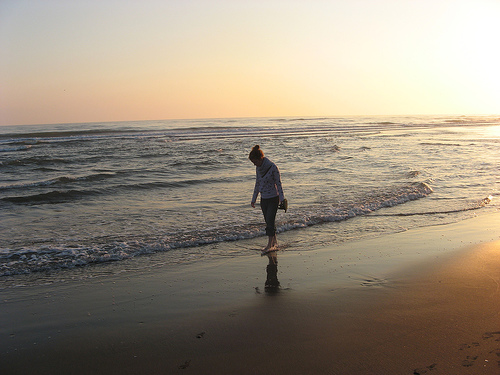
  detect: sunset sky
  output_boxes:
[1,0,499,126]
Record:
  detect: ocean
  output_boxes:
[1,115,499,279]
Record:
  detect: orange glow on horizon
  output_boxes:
[1,0,499,126]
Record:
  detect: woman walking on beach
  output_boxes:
[249,145,285,252]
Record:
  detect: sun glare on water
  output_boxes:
[485,125,500,138]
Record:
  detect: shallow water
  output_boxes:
[1,115,499,276]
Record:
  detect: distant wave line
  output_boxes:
[0,176,238,205]
[0,173,117,191]
[3,120,500,144]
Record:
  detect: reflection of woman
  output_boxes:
[249,145,285,252]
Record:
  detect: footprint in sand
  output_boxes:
[489,349,500,368]
[482,331,500,367]
[462,355,478,367]
[459,342,480,350]
[413,363,437,374]
[460,333,500,369]
[482,331,500,340]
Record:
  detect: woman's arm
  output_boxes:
[273,167,285,202]
[251,175,260,207]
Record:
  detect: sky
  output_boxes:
[1,0,499,126]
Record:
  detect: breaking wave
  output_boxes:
[0,182,436,276]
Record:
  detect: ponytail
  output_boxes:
[249,145,264,160]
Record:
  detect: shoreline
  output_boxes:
[2,212,500,374]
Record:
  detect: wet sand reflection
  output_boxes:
[264,251,280,293]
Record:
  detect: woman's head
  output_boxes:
[249,145,264,166]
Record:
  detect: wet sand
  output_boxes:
[2,212,500,374]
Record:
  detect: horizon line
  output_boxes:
[2,113,500,127]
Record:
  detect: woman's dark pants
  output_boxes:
[260,196,279,236]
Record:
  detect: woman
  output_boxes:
[249,145,285,252]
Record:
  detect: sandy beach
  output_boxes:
[2,212,500,374]
[3,1,500,373]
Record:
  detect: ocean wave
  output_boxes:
[113,176,235,191]
[1,176,234,205]
[0,173,116,191]
[367,121,397,125]
[0,128,146,141]
[269,117,331,122]
[0,156,71,167]
[1,189,98,205]
[420,142,463,147]
[442,117,500,125]
[0,182,436,276]
[2,186,493,277]
[368,195,492,217]
[282,182,434,229]
[2,116,499,144]
[0,145,32,152]
[0,122,405,145]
